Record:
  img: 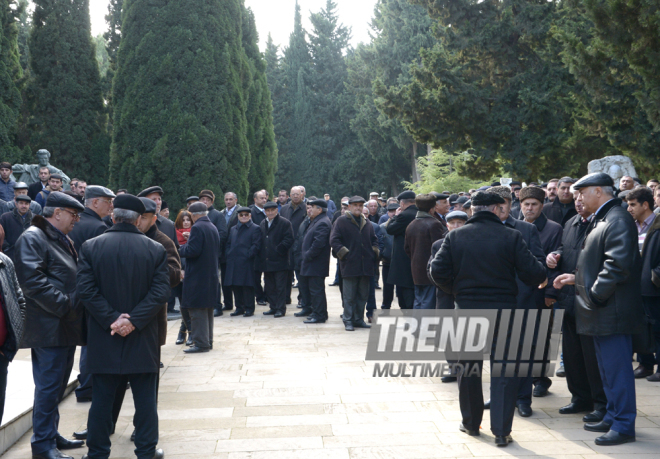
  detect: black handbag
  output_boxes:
[632,313,656,355]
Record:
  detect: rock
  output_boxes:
[587,155,637,183]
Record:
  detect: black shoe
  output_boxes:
[263,310,276,315]
[441,376,457,383]
[517,404,532,417]
[353,320,371,329]
[72,429,87,440]
[286,299,292,304]
[76,396,92,403]
[130,428,136,442]
[214,308,223,317]
[294,309,313,317]
[183,346,210,354]
[159,361,164,368]
[222,305,233,311]
[458,422,479,436]
[243,312,254,317]
[633,364,653,379]
[257,300,268,306]
[345,323,355,331]
[152,449,165,459]
[583,410,606,423]
[556,364,566,377]
[533,384,550,397]
[274,312,285,318]
[375,284,381,289]
[484,399,490,409]
[185,336,193,346]
[56,435,84,450]
[495,435,513,447]
[329,282,339,286]
[559,402,592,415]
[297,304,303,308]
[292,283,298,288]
[175,331,186,345]
[304,317,326,324]
[230,310,245,316]
[594,430,635,446]
[34,449,73,459]
[584,420,613,432]
[647,372,660,382]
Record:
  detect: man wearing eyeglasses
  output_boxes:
[14,192,86,459]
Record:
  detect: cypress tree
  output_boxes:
[0,0,23,162]
[109,0,250,208]
[28,0,107,181]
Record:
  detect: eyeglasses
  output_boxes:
[98,198,113,205]
[60,209,81,220]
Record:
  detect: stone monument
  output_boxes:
[587,155,637,183]
[10,149,71,190]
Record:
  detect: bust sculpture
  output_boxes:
[11,149,71,189]
[587,155,637,184]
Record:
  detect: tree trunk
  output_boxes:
[411,142,420,183]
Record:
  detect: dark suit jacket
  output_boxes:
[386,205,418,288]
[178,217,220,309]
[301,213,332,277]
[28,181,46,201]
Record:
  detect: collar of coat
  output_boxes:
[465,210,503,226]
[345,212,366,230]
[529,211,548,232]
[416,211,434,219]
[106,222,144,235]
[642,212,660,255]
[31,214,63,241]
[145,223,159,239]
[83,207,102,221]
[12,207,33,227]
[594,198,622,221]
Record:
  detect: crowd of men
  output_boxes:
[0,158,658,457]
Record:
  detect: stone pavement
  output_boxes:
[3,265,660,458]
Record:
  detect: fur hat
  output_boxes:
[519,186,545,204]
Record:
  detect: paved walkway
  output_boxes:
[3,264,660,458]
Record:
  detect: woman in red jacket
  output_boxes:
[175,210,193,344]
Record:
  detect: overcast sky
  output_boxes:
[89,0,377,51]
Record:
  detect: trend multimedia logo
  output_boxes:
[365,309,563,378]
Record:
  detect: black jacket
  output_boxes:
[207,206,229,262]
[224,221,262,287]
[156,215,179,250]
[552,214,590,315]
[301,212,332,278]
[221,206,239,231]
[281,201,307,266]
[251,206,267,226]
[0,208,32,262]
[68,207,109,252]
[429,237,454,309]
[27,180,46,201]
[0,253,26,361]
[543,198,577,227]
[77,223,169,374]
[15,215,84,348]
[527,213,563,300]
[330,213,378,278]
[258,215,294,272]
[179,217,220,309]
[292,217,311,272]
[575,198,645,336]
[380,220,393,264]
[386,205,418,288]
[641,215,660,297]
[505,216,546,310]
[429,211,546,308]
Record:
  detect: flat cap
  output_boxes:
[341,200,349,206]
[188,202,208,213]
[263,201,278,210]
[45,191,85,211]
[387,202,400,211]
[449,193,460,204]
[348,196,366,204]
[397,190,416,201]
[471,191,504,206]
[139,197,158,214]
[85,185,116,200]
[431,192,449,201]
[15,195,31,203]
[519,186,546,203]
[415,193,437,212]
[50,174,63,181]
[14,182,28,190]
[369,191,379,196]
[161,201,168,210]
[488,186,513,202]
[477,185,491,191]
[510,181,522,187]
[462,199,471,209]
[446,211,468,221]
[137,186,164,198]
[113,194,145,214]
[186,196,199,203]
[199,190,215,201]
[558,176,576,185]
[490,182,501,187]
[236,206,252,214]
[573,172,614,190]
[456,196,469,205]
[309,199,327,208]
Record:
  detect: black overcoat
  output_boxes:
[251,206,267,226]
[301,213,332,277]
[552,214,590,314]
[224,220,262,287]
[386,205,418,288]
[207,206,229,262]
[179,216,220,309]
[528,212,563,300]
[0,209,32,262]
[330,213,378,278]
[258,215,294,272]
[77,223,169,374]
[641,215,660,297]
[542,198,577,227]
[292,217,311,271]
[504,216,546,310]
[69,207,108,252]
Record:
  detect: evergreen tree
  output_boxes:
[102,0,122,130]
[0,0,23,162]
[28,0,107,181]
[109,0,250,208]
[241,4,277,197]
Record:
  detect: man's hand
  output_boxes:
[538,278,548,289]
[545,297,556,308]
[180,270,185,280]
[110,313,135,337]
[395,207,402,216]
[546,253,560,269]
[553,273,575,290]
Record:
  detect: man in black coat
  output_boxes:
[330,196,378,331]
[259,202,294,317]
[220,192,239,311]
[4,181,42,216]
[554,173,645,446]
[27,166,50,200]
[281,186,308,305]
[198,190,228,317]
[547,190,606,422]
[179,202,221,353]
[299,199,332,324]
[15,192,86,459]
[77,194,169,459]
[0,195,33,262]
[429,191,547,447]
[251,190,268,305]
[543,177,578,226]
[385,191,417,309]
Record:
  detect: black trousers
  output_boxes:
[298,275,311,313]
[254,271,266,302]
[220,263,233,310]
[75,345,93,400]
[233,286,255,314]
[396,286,415,309]
[31,346,76,454]
[300,276,328,321]
[87,373,158,459]
[265,270,288,313]
[341,276,369,324]
[381,263,394,309]
[562,310,607,411]
[189,307,214,349]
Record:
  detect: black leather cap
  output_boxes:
[139,197,158,214]
[137,186,164,198]
[113,194,146,214]
[188,202,208,213]
[236,206,252,214]
[573,172,614,190]
[45,191,85,211]
[309,199,327,208]
[397,191,416,201]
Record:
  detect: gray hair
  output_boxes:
[42,206,56,217]
[400,198,415,205]
[600,186,614,196]
[224,192,237,200]
[113,208,140,224]
[191,211,208,217]
[472,204,499,213]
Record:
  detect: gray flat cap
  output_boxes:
[85,185,116,200]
